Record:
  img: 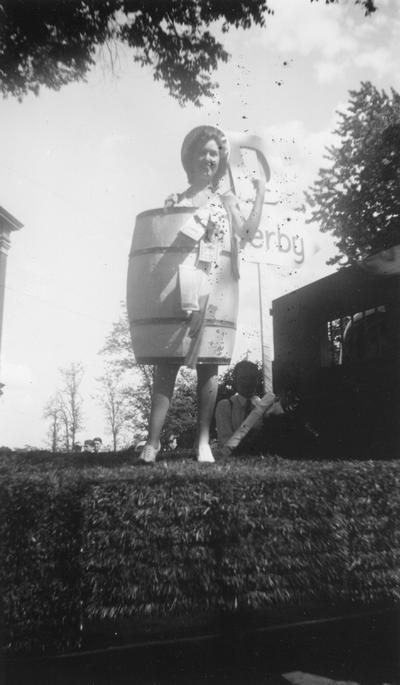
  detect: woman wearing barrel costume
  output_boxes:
[130,125,266,463]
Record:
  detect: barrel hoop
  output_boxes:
[135,356,232,365]
[129,248,231,258]
[131,317,236,329]
[136,207,198,219]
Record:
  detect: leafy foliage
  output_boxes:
[0,0,270,104]
[314,0,376,14]
[100,307,150,444]
[0,469,84,653]
[43,362,85,450]
[43,394,63,452]
[96,370,128,450]
[0,1,376,104]
[307,82,400,265]
[163,366,198,447]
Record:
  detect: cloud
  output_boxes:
[316,61,344,85]
[315,42,399,85]
[353,47,396,78]
[260,0,358,58]
[252,0,400,86]
[258,118,338,207]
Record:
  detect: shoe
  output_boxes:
[138,442,160,464]
[196,444,215,463]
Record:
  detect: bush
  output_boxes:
[1,452,399,654]
[0,469,84,653]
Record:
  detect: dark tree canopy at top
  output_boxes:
[0,0,270,104]
[0,0,376,105]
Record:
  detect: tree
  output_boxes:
[100,308,151,444]
[96,370,128,451]
[43,394,62,452]
[306,81,400,265]
[163,367,197,447]
[0,0,375,105]
[0,0,269,104]
[56,391,71,451]
[101,305,137,374]
[44,362,85,450]
[60,362,85,448]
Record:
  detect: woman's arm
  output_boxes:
[164,193,179,209]
[241,177,266,242]
[164,191,187,209]
[228,177,266,245]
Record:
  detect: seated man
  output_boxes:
[93,437,103,453]
[83,439,95,453]
[215,360,284,454]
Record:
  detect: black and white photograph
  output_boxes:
[0,1,399,683]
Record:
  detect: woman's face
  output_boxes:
[191,137,220,185]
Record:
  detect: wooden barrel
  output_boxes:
[127,207,238,365]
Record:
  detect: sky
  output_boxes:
[0,0,399,449]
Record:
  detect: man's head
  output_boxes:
[233,360,260,399]
[83,439,95,452]
[93,437,102,453]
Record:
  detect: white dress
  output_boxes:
[175,190,242,365]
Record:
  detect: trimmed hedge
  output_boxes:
[1,451,399,654]
[0,471,83,653]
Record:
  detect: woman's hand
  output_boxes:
[164,193,179,210]
[281,389,301,415]
[251,176,266,196]
[237,176,266,245]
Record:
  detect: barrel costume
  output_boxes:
[127,128,246,368]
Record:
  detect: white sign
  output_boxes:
[226,131,318,269]
[244,202,315,268]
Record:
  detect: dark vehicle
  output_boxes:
[272,264,400,458]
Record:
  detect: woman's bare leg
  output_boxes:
[195,363,218,462]
[147,364,180,447]
[139,364,179,462]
